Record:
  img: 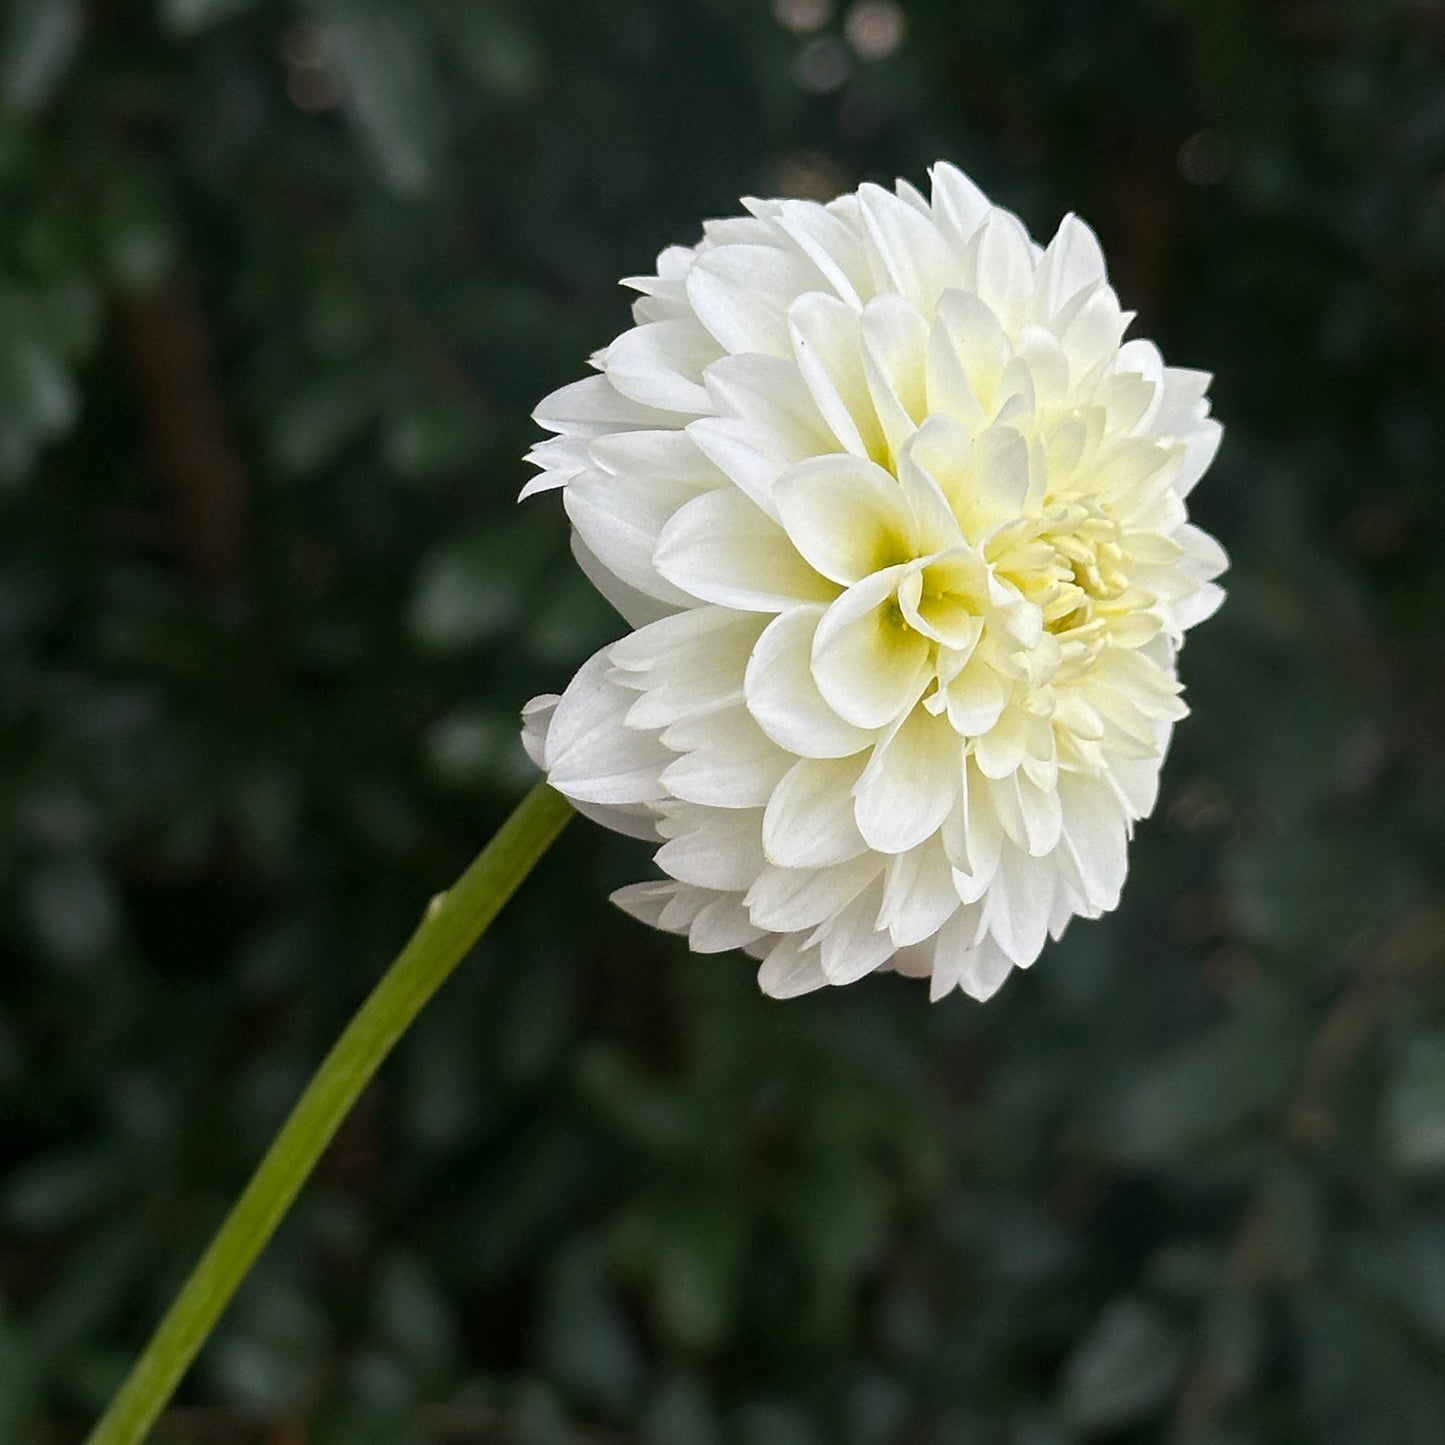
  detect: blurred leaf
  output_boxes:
[158,0,262,37]
[424,2,543,102]
[99,167,178,293]
[574,1044,692,1154]
[1198,1282,1264,1394]
[1293,1285,1445,1445]
[1060,1297,1185,1434]
[1,1,1443,1439]
[0,1302,39,1442]
[512,1381,573,1445]
[1,1148,120,1231]
[0,284,81,483]
[1392,1224,1445,1347]
[1103,982,1307,1165]
[537,1240,643,1416]
[205,1274,329,1409]
[319,0,443,197]
[650,1195,746,1352]
[424,704,535,791]
[28,1223,145,1368]
[382,391,487,480]
[371,1253,455,1380]
[409,527,535,653]
[270,366,383,476]
[1386,1034,1445,1174]
[843,1373,911,1445]
[0,0,82,112]
[642,1374,723,1445]
[734,1402,821,1445]
[24,856,120,968]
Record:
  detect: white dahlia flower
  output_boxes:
[519,163,1225,1002]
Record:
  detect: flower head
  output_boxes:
[520,164,1226,1001]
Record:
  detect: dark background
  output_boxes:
[2,1,1444,1441]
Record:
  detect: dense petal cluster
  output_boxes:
[521,164,1225,1001]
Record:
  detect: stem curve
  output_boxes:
[87,783,574,1445]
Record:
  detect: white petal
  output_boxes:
[532,373,680,436]
[933,289,1010,417]
[773,454,914,584]
[943,655,1010,736]
[689,894,767,952]
[878,838,962,947]
[655,804,767,891]
[685,417,785,518]
[957,933,1016,1001]
[811,567,932,730]
[703,353,833,460]
[918,907,966,999]
[970,209,1037,331]
[687,243,819,357]
[853,706,962,853]
[1056,775,1128,910]
[570,532,676,628]
[982,848,1054,965]
[1014,770,1064,856]
[973,706,1032,780]
[860,292,929,455]
[1034,214,1106,320]
[604,319,721,414]
[929,911,1013,1001]
[757,934,829,998]
[929,163,991,249]
[1176,417,1223,497]
[1153,367,1214,437]
[857,182,957,313]
[521,694,557,769]
[894,437,966,554]
[1106,751,1165,822]
[1058,285,1130,376]
[772,197,871,309]
[1014,324,1071,408]
[520,434,591,498]
[612,879,693,932]
[744,605,874,759]
[587,427,723,486]
[788,292,884,459]
[653,488,837,611]
[908,416,1029,542]
[762,755,869,868]
[545,649,669,806]
[565,464,717,610]
[659,705,793,808]
[1178,522,1230,584]
[815,880,895,984]
[611,607,763,727]
[926,310,988,435]
[944,762,1003,900]
[688,356,835,520]
[745,853,881,933]
[1172,580,1225,632]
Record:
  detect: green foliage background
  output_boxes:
[2,0,1444,1440]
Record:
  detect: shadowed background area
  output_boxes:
[2,1,1444,1441]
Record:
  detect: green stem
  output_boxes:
[86,783,574,1445]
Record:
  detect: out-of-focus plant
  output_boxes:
[2,2,1443,1443]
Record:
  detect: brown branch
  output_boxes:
[120,281,251,598]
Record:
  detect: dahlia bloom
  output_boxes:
[520,163,1225,1001]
